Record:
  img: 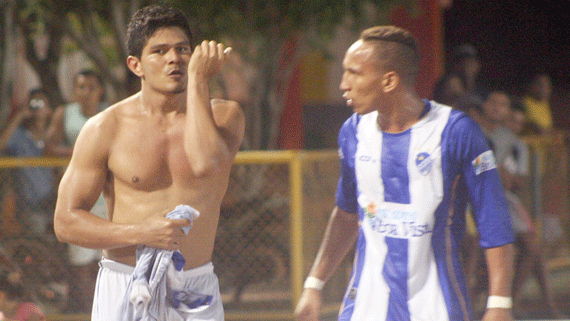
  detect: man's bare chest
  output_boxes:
[107,124,193,190]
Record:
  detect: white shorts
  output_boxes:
[92,259,224,321]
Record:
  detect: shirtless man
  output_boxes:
[53,5,245,320]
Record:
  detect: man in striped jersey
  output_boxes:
[294,26,515,321]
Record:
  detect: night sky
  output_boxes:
[442,0,570,95]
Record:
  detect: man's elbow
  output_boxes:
[53,211,75,243]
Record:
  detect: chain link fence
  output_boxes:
[0,141,569,320]
[0,151,349,320]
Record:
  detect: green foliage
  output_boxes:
[11,0,418,148]
[171,0,417,40]
[167,0,418,67]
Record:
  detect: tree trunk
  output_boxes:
[0,0,16,128]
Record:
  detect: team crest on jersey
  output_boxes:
[415,152,433,175]
[472,150,497,175]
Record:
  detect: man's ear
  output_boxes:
[126,56,143,78]
[381,71,399,93]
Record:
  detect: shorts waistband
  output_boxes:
[99,257,214,276]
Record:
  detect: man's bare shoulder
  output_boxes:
[78,94,141,140]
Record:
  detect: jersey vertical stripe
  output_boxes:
[382,132,411,204]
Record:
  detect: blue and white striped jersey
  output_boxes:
[335,100,514,321]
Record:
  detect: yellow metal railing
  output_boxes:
[7,139,568,321]
[0,150,340,321]
[235,150,338,312]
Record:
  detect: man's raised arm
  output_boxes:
[184,40,244,175]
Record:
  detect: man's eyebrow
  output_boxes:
[149,41,191,49]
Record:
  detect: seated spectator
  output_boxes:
[0,88,56,236]
[0,271,46,321]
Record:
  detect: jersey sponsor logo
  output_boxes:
[472,150,497,175]
[338,147,344,160]
[415,152,433,175]
[363,202,432,238]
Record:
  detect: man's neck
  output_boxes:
[139,89,186,116]
[80,101,100,117]
[377,93,424,133]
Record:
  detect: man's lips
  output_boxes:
[167,69,184,76]
[342,91,353,105]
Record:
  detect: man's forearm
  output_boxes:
[485,243,515,296]
[307,207,359,283]
[184,80,230,174]
[54,207,137,250]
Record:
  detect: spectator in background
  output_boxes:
[506,98,532,136]
[46,69,108,157]
[432,72,465,108]
[521,73,553,134]
[520,72,570,261]
[0,89,56,237]
[450,43,486,99]
[506,98,564,319]
[434,43,487,105]
[45,69,108,313]
[0,272,46,321]
[467,91,562,318]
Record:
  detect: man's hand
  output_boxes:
[481,308,514,321]
[137,210,193,250]
[294,288,322,321]
[188,40,231,81]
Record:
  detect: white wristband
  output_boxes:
[486,295,512,309]
[303,276,325,290]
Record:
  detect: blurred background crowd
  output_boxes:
[0,0,568,320]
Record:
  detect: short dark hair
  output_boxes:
[126,4,192,58]
[360,26,420,85]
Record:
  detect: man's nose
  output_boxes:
[339,77,349,92]
[166,48,181,63]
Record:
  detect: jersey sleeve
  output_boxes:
[335,114,359,214]
[448,111,515,248]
